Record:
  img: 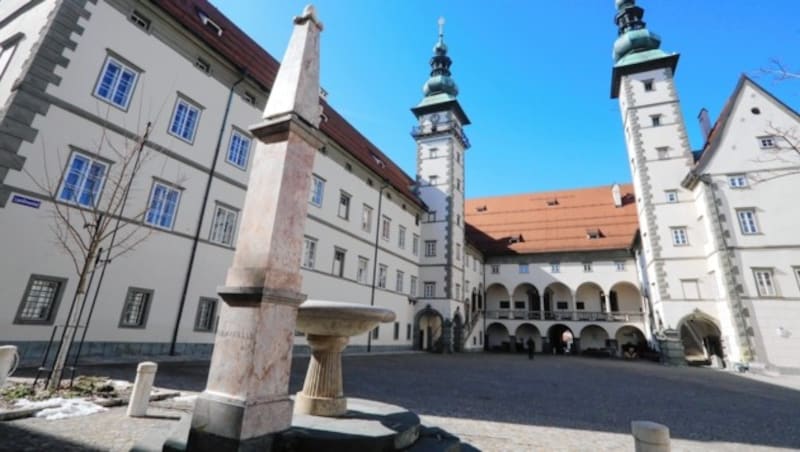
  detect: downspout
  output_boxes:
[169,72,246,355]
[482,256,487,351]
[366,182,389,352]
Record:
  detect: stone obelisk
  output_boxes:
[187,6,324,451]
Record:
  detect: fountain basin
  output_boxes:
[294,300,395,417]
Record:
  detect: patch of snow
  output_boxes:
[14,397,107,420]
[171,395,197,403]
[13,398,63,409]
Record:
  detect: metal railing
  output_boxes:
[484,310,643,323]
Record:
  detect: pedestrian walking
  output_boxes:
[526,337,535,360]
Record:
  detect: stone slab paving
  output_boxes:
[4,353,800,451]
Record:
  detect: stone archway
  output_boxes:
[413,306,444,352]
[547,324,574,355]
[543,282,572,320]
[453,312,464,352]
[515,323,542,353]
[486,322,510,352]
[678,312,723,365]
[579,324,610,353]
[615,325,646,358]
[575,282,605,320]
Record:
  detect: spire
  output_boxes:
[423,17,458,98]
[612,0,668,66]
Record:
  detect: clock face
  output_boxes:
[430,113,440,124]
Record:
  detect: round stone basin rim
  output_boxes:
[297,300,396,337]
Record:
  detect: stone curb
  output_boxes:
[0,389,180,421]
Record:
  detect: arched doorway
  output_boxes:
[453,312,464,352]
[615,325,646,358]
[515,323,541,353]
[547,324,574,355]
[679,313,723,365]
[414,306,444,352]
[579,325,609,354]
[486,322,510,352]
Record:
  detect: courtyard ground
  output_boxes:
[2,353,799,451]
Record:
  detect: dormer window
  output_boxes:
[242,91,256,106]
[195,57,210,74]
[198,10,223,37]
[129,10,151,31]
[476,205,487,212]
[371,153,386,168]
[546,198,559,206]
[508,234,523,244]
[586,229,603,240]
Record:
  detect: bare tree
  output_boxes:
[25,121,156,390]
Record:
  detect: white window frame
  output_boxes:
[429,175,439,185]
[424,240,437,257]
[398,225,406,249]
[656,146,669,160]
[456,243,462,261]
[410,276,418,297]
[381,216,391,241]
[518,263,528,274]
[338,191,351,220]
[93,55,139,110]
[194,297,217,332]
[378,264,388,289]
[58,151,109,208]
[665,190,678,203]
[737,209,759,235]
[794,267,800,291]
[753,269,777,297]
[362,204,373,232]
[551,262,560,273]
[396,270,404,292]
[168,97,202,143]
[426,211,436,222]
[671,227,688,246]
[226,128,251,170]
[583,262,593,272]
[758,136,776,149]
[332,248,346,277]
[145,181,181,230]
[650,114,662,127]
[357,256,369,284]
[423,282,436,298]
[209,203,238,246]
[309,174,325,207]
[491,264,500,274]
[615,261,625,271]
[728,174,748,189]
[412,234,420,256]
[302,237,317,269]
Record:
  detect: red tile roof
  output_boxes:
[151,0,422,207]
[465,184,639,255]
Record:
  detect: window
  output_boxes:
[753,269,776,297]
[378,264,387,288]
[94,55,138,109]
[426,211,437,222]
[455,284,461,299]
[357,256,369,283]
[794,267,800,291]
[407,323,412,340]
[671,227,688,246]
[556,301,568,310]
[396,270,404,292]
[429,175,439,185]
[551,262,560,273]
[456,151,461,164]
[372,326,379,339]
[650,115,661,127]
[758,136,776,149]
[338,191,351,220]
[58,151,108,207]
[429,148,438,158]
[381,216,391,241]
[194,298,217,332]
[518,263,528,274]
[615,261,625,271]
[576,302,585,310]
[491,264,499,274]
[195,57,211,73]
[169,97,202,143]
[145,181,181,230]
[15,275,66,324]
[423,282,436,298]
[362,204,373,232]
[737,209,759,235]
[665,190,678,203]
[394,322,400,340]
[410,276,418,297]
[656,146,669,159]
[302,237,317,269]
[398,226,406,249]
[456,244,462,261]
[499,301,510,309]
[226,129,251,169]
[129,10,151,30]
[456,214,462,227]
[332,248,346,277]
[456,178,462,191]
[583,262,593,272]
[643,79,654,92]
[728,174,748,188]
[680,280,700,299]
[243,91,256,106]
[209,204,238,246]
[309,175,325,206]
[425,240,437,257]
[412,234,420,256]
[119,288,152,328]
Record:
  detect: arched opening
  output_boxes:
[609,282,644,320]
[515,323,542,353]
[579,325,610,356]
[615,325,647,359]
[414,306,444,352]
[486,283,511,319]
[543,282,572,320]
[453,312,464,352]
[486,322,511,352]
[679,313,723,365]
[512,283,539,320]
[547,324,574,355]
[575,282,605,320]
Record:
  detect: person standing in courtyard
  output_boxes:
[526,337,535,360]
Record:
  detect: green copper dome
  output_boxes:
[422,17,458,98]
[612,0,668,65]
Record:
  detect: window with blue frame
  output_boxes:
[309,174,325,207]
[58,152,108,207]
[94,56,138,109]
[145,182,181,230]
[226,129,251,169]
[169,98,201,143]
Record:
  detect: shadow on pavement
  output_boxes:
[0,422,103,452]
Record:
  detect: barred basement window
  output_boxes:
[119,288,153,328]
[129,10,151,31]
[15,275,67,325]
[194,298,217,332]
[195,57,211,73]
[209,204,238,246]
[242,91,257,106]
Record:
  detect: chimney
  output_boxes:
[612,183,622,208]
[698,108,712,141]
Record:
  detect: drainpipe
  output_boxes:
[366,182,390,353]
[482,259,487,351]
[169,72,246,355]
[699,173,754,363]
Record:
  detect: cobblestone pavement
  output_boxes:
[4,353,800,451]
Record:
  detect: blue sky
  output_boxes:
[211,1,799,198]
